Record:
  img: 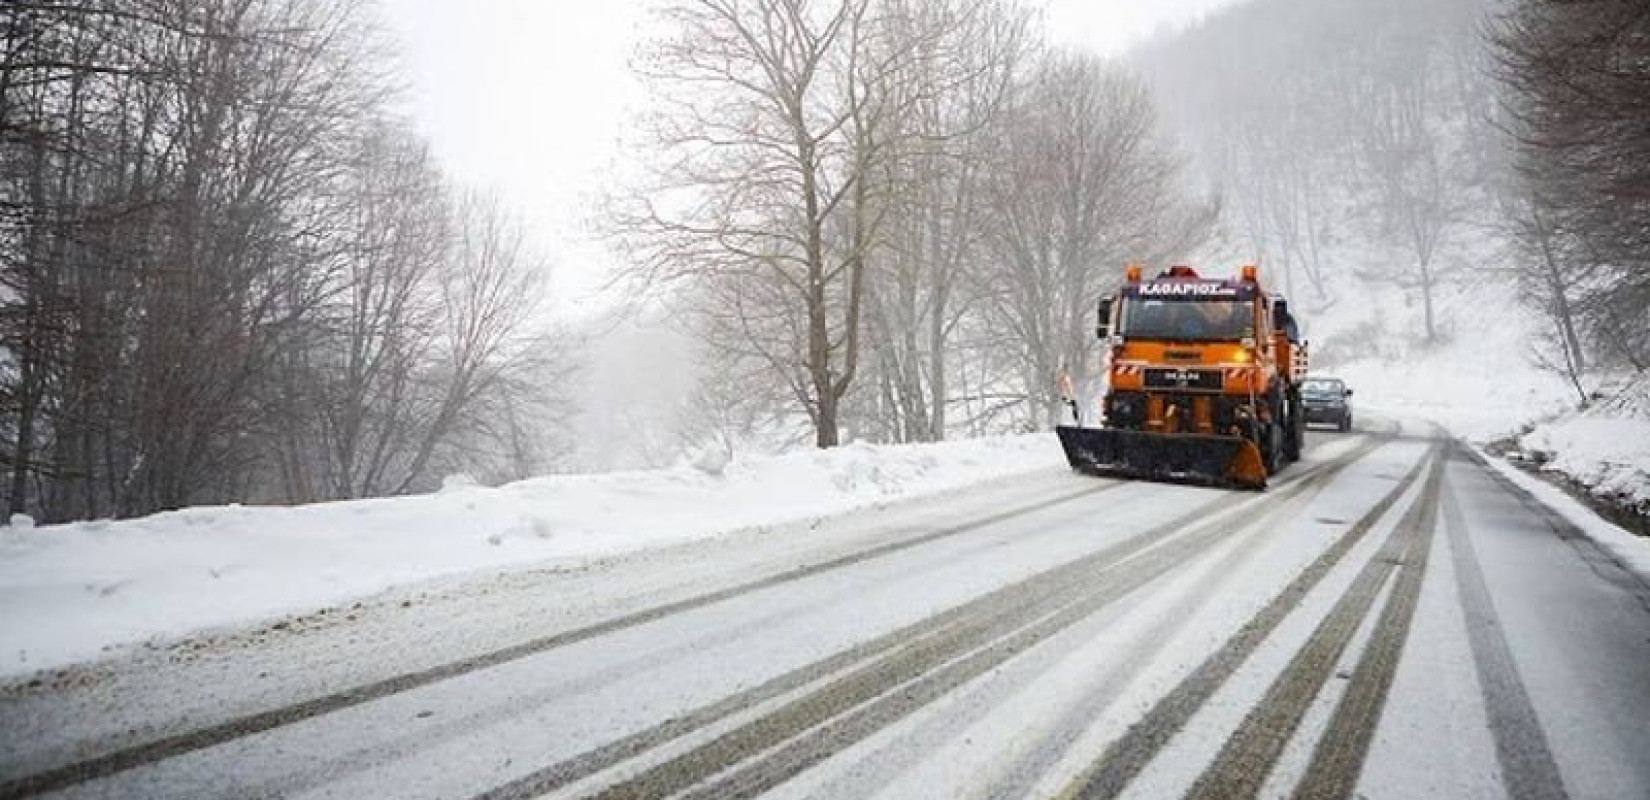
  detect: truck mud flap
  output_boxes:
[1056,426,1268,490]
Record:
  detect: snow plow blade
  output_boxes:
[1056,426,1267,490]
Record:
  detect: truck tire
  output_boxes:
[1284,388,1303,463]
[1263,388,1285,474]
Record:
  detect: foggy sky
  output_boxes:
[380,0,1241,315]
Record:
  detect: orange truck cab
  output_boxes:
[1057,264,1307,489]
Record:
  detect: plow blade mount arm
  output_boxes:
[1056,426,1267,490]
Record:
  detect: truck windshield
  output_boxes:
[1119,299,1255,341]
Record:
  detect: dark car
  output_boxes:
[1301,376,1354,431]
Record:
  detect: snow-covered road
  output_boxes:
[2,420,1647,800]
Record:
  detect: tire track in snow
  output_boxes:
[702,475,1346,798]
[1283,443,1449,800]
[1054,435,1431,800]
[672,500,1310,800]
[1419,465,1570,800]
[790,465,1329,800]
[477,491,1244,800]
[244,483,1176,800]
[548,437,1392,800]
[0,479,1125,800]
[478,435,1392,798]
[968,463,1332,800]
[1180,444,1443,800]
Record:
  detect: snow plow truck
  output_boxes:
[1057,264,1307,490]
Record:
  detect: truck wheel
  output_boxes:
[1284,390,1303,462]
[1263,390,1285,474]
[1269,420,1284,473]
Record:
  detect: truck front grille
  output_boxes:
[1143,368,1223,391]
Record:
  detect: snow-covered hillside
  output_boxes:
[0,435,1062,678]
[1326,329,1575,443]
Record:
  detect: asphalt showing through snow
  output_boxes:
[2,418,1648,800]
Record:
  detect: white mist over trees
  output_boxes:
[982,54,1215,430]
[1131,0,1648,404]
[0,0,575,521]
[1132,0,1505,352]
[613,0,1212,451]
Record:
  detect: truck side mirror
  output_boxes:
[1344,388,1354,397]
[1272,298,1289,331]
[1096,298,1114,340]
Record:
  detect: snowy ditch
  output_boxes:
[0,435,1063,678]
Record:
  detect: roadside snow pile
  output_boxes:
[1514,377,1650,512]
[0,434,1063,677]
[1519,417,1650,507]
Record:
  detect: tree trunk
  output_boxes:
[9,125,50,518]
[815,380,840,447]
[928,282,948,441]
[1419,260,1436,343]
[9,336,38,518]
[1532,207,1586,377]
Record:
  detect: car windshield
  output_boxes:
[1119,299,1254,341]
[1303,379,1344,396]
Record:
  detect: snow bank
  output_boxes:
[0,434,1063,677]
[1507,375,1650,512]
[1517,416,1650,510]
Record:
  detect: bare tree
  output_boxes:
[616,2,1221,449]
[1,0,383,515]
[1492,0,1650,372]
[981,53,1214,428]
[389,193,555,492]
[857,0,1030,443]
[620,0,969,449]
[0,0,574,520]
[267,123,449,501]
[1133,0,1500,346]
[1348,56,1468,344]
